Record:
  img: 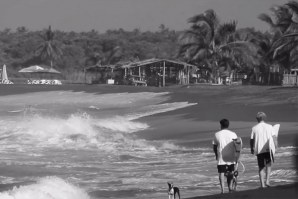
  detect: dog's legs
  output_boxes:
[177,189,181,199]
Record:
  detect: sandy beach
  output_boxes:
[0,84,297,199]
[186,183,298,199]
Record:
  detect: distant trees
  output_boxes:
[177,0,298,84]
[35,26,63,68]
[178,9,257,83]
[0,25,180,79]
[0,1,297,85]
[256,0,298,84]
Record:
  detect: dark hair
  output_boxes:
[220,119,229,129]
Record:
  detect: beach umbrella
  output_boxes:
[19,65,45,73]
[2,64,8,81]
[19,65,61,80]
[19,65,61,74]
[46,68,61,74]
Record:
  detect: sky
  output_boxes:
[0,0,290,33]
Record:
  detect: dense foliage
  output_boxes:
[0,1,297,84]
[0,25,180,81]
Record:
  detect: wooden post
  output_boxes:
[84,68,86,84]
[163,61,166,87]
[186,64,189,84]
[139,66,141,79]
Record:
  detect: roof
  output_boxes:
[19,65,61,73]
[120,58,197,69]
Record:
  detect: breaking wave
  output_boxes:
[0,176,90,199]
[0,113,149,151]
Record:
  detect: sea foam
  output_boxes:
[0,176,90,199]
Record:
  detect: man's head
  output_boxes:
[256,112,266,122]
[220,119,229,129]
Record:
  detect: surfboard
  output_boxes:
[269,124,280,162]
[233,137,243,171]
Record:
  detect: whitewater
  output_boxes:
[0,91,296,199]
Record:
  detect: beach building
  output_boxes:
[84,58,198,87]
[283,68,298,86]
[120,58,197,87]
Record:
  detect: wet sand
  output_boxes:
[186,183,298,199]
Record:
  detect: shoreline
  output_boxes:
[185,183,298,199]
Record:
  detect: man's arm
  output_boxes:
[213,144,218,160]
[250,129,255,155]
[250,139,254,154]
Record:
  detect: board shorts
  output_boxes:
[257,152,271,169]
[217,164,235,173]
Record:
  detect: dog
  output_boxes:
[225,170,239,191]
[167,182,180,199]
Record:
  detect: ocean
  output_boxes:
[0,90,297,199]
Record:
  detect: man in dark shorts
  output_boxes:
[213,119,237,193]
[250,112,275,188]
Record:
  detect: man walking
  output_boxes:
[250,112,275,188]
[213,119,237,193]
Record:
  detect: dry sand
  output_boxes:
[0,84,297,198]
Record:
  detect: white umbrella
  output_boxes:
[19,65,61,74]
[2,64,8,81]
[19,65,47,73]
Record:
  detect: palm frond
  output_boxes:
[286,1,298,14]
[272,39,298,59]
[281,32,298,38]
[217,21,237,43]
[258,13,275,28]
[193,48,209,61]
[187,9,219,39]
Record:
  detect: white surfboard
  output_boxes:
[269,124,280,162]
[273,124,280,137]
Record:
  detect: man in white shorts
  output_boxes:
[250,112,275,188]
[213,119,237,193]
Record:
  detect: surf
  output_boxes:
[0,176,90,199]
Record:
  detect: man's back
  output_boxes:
[251,121,274,155]
[214,129,237,165]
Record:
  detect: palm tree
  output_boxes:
[179,9,256,83]
[259,0,298,77]
[35,26,63,68]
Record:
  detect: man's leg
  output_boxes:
[259,167,266,188]
[227,173,232,192]
[219,172,225,193]
[227,164,235,192]
[257,154,266,188]
[265,162,272,186]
